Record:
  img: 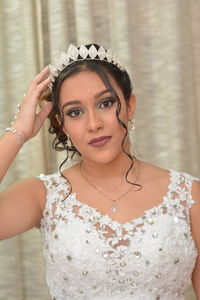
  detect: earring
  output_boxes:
[128,118,135,131]
[66,134,73,148]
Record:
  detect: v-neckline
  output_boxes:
[58,169,174,227]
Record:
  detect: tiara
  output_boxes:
[48,44,124,89]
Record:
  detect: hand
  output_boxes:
[13,67,53,142]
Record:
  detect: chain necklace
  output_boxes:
[80,161,140,213]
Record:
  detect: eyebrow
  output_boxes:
[62,89,110,109]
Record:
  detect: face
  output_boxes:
[58,70,135,164]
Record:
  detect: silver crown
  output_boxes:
[48,44,124,89]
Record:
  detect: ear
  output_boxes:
[55,114,67,134]
[127,94,136,120]
[55,114,61,127]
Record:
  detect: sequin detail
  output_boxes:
[38,170,199,300]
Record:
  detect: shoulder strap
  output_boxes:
[169,170,200,222]
[36,172,70,203]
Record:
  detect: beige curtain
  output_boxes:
[0,0,199,299]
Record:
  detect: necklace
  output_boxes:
[80,161,140,213]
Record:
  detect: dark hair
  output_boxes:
[45,44,141,191]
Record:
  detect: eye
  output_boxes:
[65,108,83,118]
[98,98,116,109]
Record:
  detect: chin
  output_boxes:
[84,149,125,165]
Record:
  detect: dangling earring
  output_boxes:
[128,118,135,157]
[66,134,73,148]
[128,118,135,131]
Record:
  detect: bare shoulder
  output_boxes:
[190,179,200,220]
[189,179,200,293]
[139,160,171,186]
[1,176,46,196]
[62,163,82,183]
[62,162,80,176]
[191,178,200,196]
[0,177,47,239]
[1,177,47,210]
[20,177,47,210]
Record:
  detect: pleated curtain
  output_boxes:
[0,0,199,299]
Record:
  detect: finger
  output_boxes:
[23,77,51,107]
[34,66,50,84]
[36,102,53,125]
[31,77,51,101]
[27,66,50,91]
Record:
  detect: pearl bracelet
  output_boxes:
[5,127,24,146]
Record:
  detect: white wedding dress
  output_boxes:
[38,169,199,300]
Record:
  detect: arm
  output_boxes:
[190,181,200,298]
[0,67,52,239]
[0,66,52,183]
[0,178,46,240]
[0,132,22,182]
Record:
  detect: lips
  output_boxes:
[89,136,112,147]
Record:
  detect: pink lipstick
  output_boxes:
[89,136,111,147]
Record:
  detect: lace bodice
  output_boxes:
[38,169,199,300]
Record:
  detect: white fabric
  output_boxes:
[38,170,198,300]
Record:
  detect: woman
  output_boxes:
[0,44,199,300]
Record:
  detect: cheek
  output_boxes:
[62,116,77,132]
[61,120,68,135]
[63,120,83,144]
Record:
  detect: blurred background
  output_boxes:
[0,0,199,299]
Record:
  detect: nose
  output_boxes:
[86,110,103,132]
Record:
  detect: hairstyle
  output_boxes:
[42,44,141,191]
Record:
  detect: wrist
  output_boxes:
[4,126,25,146]
[12,121,29,142]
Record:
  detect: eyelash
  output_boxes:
[65,98,116,118]
[98,98,116,109]
[66,108,83,118]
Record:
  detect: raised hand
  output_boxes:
[13,66,53,142]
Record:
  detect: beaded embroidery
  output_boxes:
[39,170,199,300]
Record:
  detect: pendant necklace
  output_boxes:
[80,161,140,213]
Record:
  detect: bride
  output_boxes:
[0,44,199,299]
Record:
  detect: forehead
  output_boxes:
[58,70,122,104]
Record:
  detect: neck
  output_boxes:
[80,152,139,182]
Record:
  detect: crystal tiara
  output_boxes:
[48,44,124,89]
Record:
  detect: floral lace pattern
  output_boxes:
[38,170,199,300]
